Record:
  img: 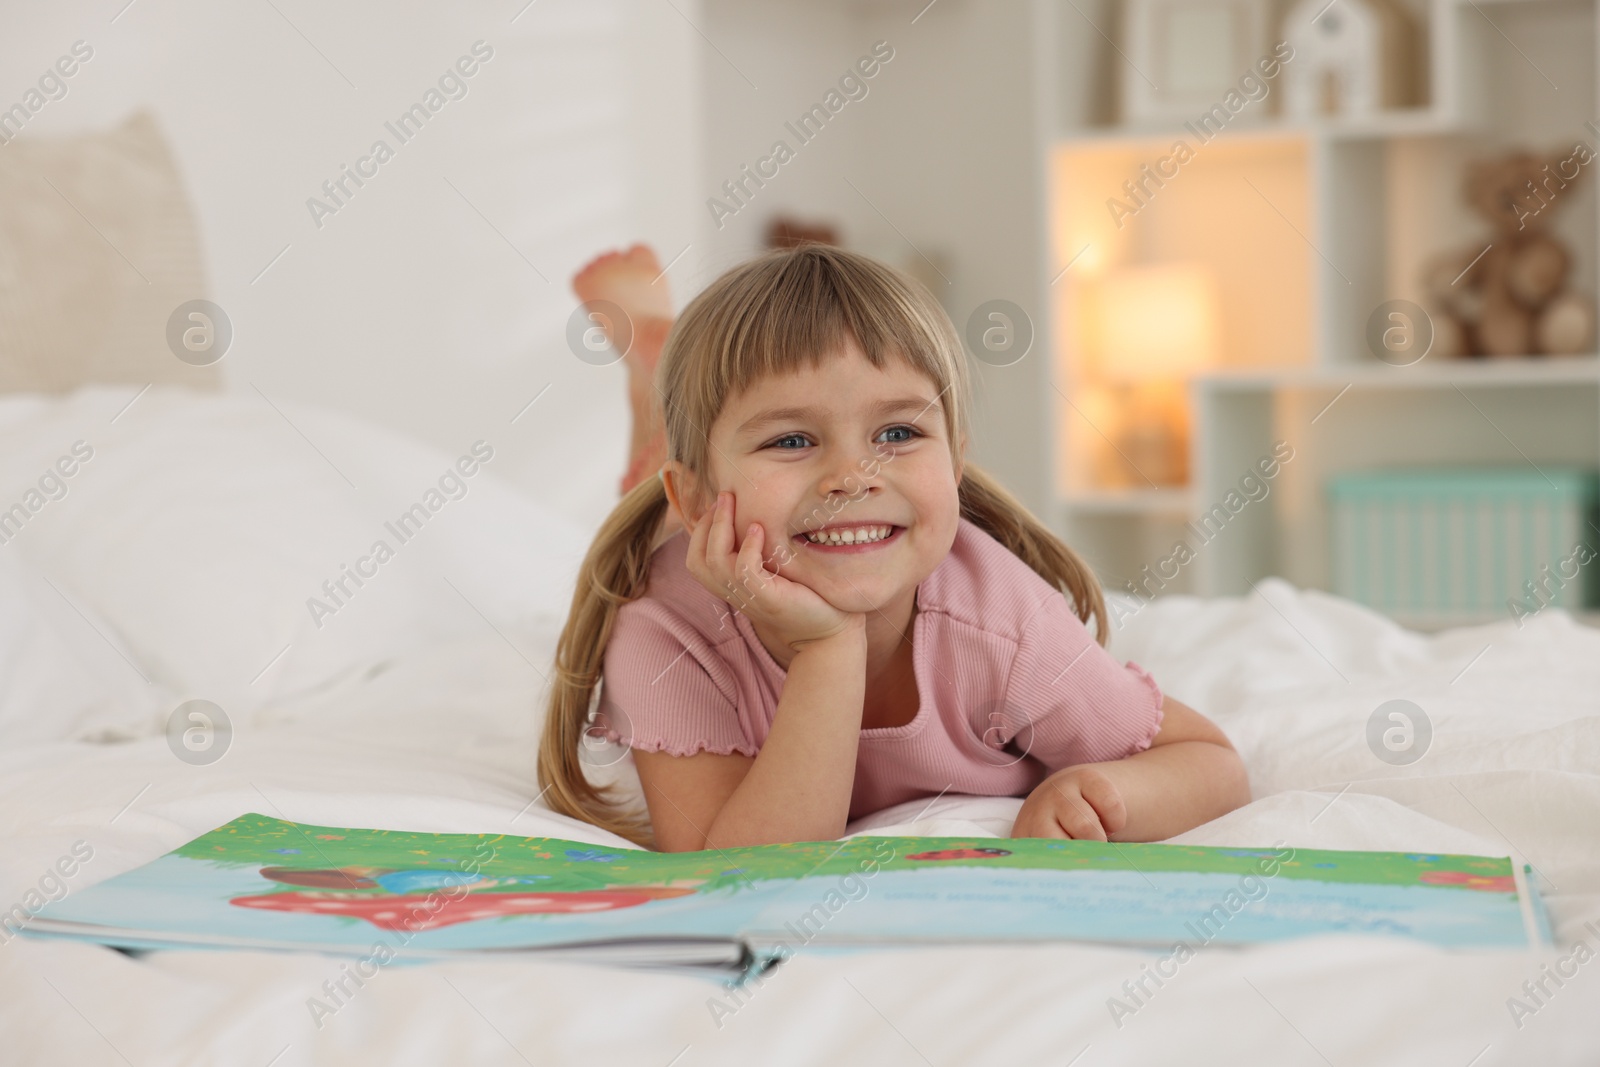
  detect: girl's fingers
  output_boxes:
[731,521,768,610]
[1079,775,1127,836]
[707,491,735,568]
[684,496,713,581]
[1013,807,1067,840]
[1034,778,1100,841]
[1058,794,1108,841]
[738,520,766,579]
[761,524,792,574]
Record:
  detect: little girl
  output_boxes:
[540,244,1249,852]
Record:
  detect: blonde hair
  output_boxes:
[537,244,1107,847]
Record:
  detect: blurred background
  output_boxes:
[4,0,1597,630]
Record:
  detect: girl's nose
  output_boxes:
[818,446,882,501]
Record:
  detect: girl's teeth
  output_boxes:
[805,525,892,545]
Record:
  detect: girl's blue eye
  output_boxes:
[876,425,920,444]
[771,433,810,450]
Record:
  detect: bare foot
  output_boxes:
[571,244,674,371]
[572,244,675,497]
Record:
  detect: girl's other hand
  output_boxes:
[1009,766,1128,841]
[686,491,861,652]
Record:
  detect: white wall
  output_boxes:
[6,0,1049,531]
[698,0,1051,512]
[3,0,704,536]
[854,0,1050,514]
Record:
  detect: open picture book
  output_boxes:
[22,814,1551,983]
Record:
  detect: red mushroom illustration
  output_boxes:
[1418,870,1516,893]
[230,886,698,932]
[905,847,1013,862]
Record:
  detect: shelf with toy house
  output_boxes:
[1035,0,1600,626]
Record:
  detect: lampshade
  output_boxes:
[1085,263,1221,379]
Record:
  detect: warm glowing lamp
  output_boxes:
[1088,262,1221,378]
[1083,263,1221,487]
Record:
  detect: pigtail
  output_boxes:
[957,463,1108,646]
[536,474,671,849]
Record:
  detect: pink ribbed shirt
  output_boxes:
[597,518,1165,821]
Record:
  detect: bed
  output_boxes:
[0,382,1596,1067]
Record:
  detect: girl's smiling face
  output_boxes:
[675,337,965,619]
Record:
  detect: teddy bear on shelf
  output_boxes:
[1421,148,1595,358]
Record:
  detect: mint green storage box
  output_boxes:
[1328,467,1598,616]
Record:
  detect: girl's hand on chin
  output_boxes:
[686,490,862,652]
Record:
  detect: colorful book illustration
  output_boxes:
[22,814,1550,982]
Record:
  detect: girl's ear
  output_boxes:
[660,461,703,527]
[953,433,969,486]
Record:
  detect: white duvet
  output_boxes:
[0,388,1596,1066]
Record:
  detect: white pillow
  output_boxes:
[0,386,587,737]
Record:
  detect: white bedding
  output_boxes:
[1,389,1597,1066]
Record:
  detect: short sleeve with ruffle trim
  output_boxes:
[990,588,1166,771]
[595,596,760,758]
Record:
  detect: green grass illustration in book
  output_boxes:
[22,813,1548,971]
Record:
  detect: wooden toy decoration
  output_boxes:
[1421,148,1596,358]
[765,216,838,249]
[1281,0,1413,118]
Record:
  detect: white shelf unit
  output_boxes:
[1036,0,1600,626]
